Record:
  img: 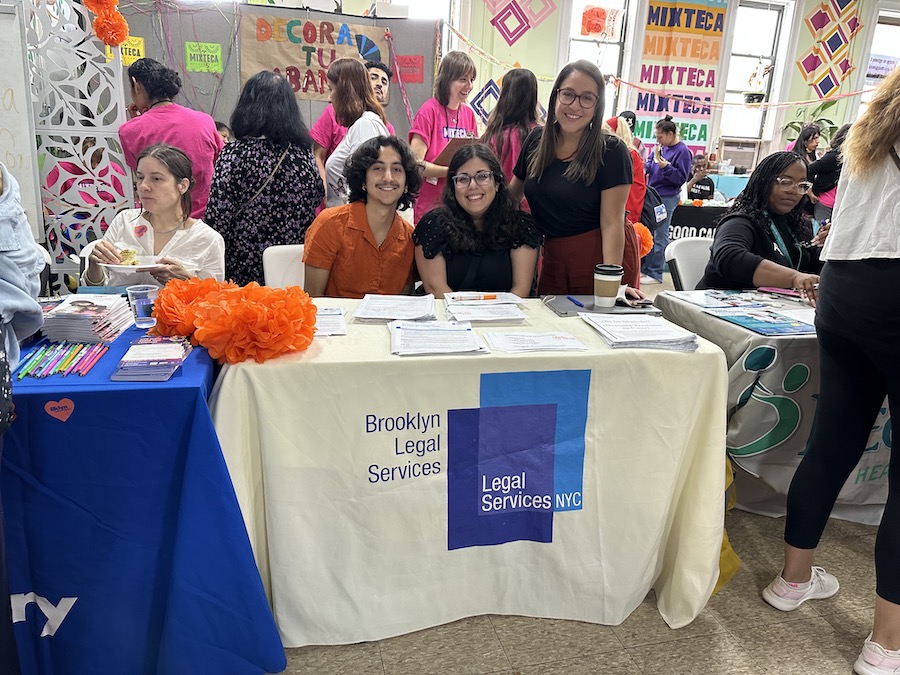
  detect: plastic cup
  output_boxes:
[126,284,158,328]
[593,264,624,308]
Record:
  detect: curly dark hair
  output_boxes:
[438,143,521,253]
[344,136,421,212]
[231,70,313,148]
[128,58,181,101]
[722,151,811,240]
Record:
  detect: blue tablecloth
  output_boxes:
[2,328,286,675]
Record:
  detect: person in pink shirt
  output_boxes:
[311,61,396,181]
[479,68,540,212]
[408,51,478,223]
[118,58,223,219]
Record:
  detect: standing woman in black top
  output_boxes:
[808,123,850,223]
[792,124,821,164]
[698,152,821,296]
[509,60,638,294]
[414,144,541,298]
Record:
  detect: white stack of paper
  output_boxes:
[353,294,437,323]
[485,332,587,353]
[43,294,134,344]
[314,307,348,336]
[445,303,527,324]
[388,321,489,356]
[444,292,525,305]
[580,313,698,352]
[664,290,766,309]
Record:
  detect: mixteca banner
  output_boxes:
[240,12,389,101]
[632,0,727,154]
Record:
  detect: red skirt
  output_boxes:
[538,221,641,295]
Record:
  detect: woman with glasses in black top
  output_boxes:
[698,152,823,298]
[414,144,541,298]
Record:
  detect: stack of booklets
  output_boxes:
[703,307,816,336]
[580,313,699,352]
[111,335,192,381]
[388,320,489,356]
[353,294,437,323]
[445,303,526,324]
[43,294,134,343]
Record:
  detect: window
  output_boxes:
[719,1,783,139]
[565,0,631,120]
[857,11,900,119]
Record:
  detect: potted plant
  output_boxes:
[782,99,839,145]
[743,61,773,104]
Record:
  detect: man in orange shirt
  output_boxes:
[304,136,422,298]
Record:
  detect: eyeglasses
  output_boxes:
[557,88,599,108]
[774,176,814,193]
[451,170,495,188]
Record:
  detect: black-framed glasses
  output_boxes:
[451,170,495,188]
[557,88,599,108]
[774,176,813,193]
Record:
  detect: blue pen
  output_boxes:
[566,295,584,308]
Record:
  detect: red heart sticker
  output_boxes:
[44,398,75,422]
[134,224,148,237]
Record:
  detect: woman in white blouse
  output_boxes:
[323,58,389,207]
[83,143,225,287]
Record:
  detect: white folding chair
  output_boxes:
[262,244,305,288]
[664,237,714,291]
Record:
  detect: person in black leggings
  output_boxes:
[760,67,900,675]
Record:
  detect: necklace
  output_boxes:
[559,147,578,162]
[444,105,460,128]
[145,212,186,235]
[148,99,172,110]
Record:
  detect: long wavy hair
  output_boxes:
[843,66,900,177]
[327,58,386,127]
[527,60,608,184]
[479,68,540,164]
[231,70,313,148]
[438,144,521,253]
[721,151,810,240]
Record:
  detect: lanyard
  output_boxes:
[768,219,800,270]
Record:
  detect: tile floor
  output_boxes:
[280,273,878,674]
[280,509,878,675]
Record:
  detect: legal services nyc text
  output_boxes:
[364,412,558,513]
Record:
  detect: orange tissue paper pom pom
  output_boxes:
[83,0,118,15]
[93,9,129,47]
[153,277,238,339]
[191,283,318,364]
[633,222,654,258]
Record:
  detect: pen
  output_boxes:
[453,293,497,301]
[566,295,585,308]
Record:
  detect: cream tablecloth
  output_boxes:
[209,299,728,646]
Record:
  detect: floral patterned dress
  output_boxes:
[206,138,324,286]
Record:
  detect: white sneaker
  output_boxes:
[854,634,900,675]
[640,274,662,285]
[761,566,839,611]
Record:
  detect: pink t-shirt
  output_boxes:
[487,125,537,212]
[408,97,478,223]
[118,103,223,219]
[310,104,396,157]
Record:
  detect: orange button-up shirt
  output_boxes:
[303,201,414,298]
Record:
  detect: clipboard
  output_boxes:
[541,295,662,318]
[433,136,478,167]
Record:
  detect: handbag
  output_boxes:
[232,145,290,219]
